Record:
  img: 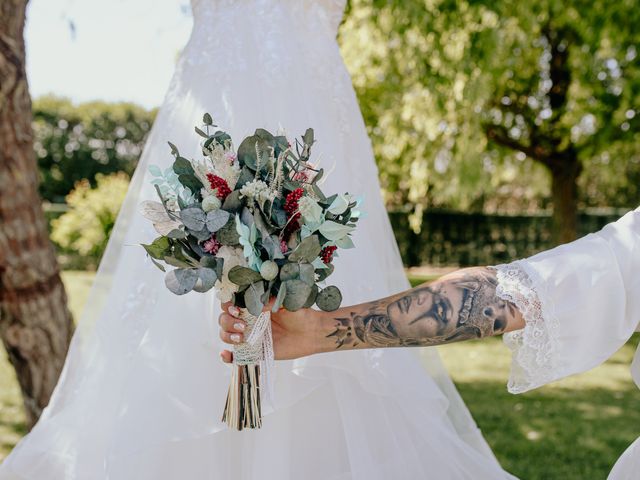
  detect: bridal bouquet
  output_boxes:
[139,114,361,430]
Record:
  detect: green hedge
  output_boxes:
[389,209,626,267]
[33,96,156,203]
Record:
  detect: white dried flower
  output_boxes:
[215,246,247,303]
[202,195,221,212]
[240,179,276,204]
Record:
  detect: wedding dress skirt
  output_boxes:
[494,206,640,479]
[0,1,514,478]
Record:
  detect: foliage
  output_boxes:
[50,173,129,264]
[141,115,361,314]
[340,0,640,226]
[33,95,156,203]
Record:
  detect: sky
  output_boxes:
[25,0,194,109]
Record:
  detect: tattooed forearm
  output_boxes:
[326,267,522,350]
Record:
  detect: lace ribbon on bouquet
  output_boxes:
[222,309,275,430]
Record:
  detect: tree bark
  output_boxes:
[549,156,582,245]
[0,0,74,428]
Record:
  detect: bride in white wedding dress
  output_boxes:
[0,1,515,478]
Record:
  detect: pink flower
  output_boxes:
[203,235,221,255]
[280,239,288,254]
[225,151,237,164]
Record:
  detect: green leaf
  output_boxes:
[289,235,322,262]
[280,262,300,281]
[203,113,213,125]
[149,256,166,272]
[272,283,287,312]
[303,284,319,308]
[245,281,265,317]
[262,234,284,260]
[235,166,255,189]
[178,174,204,194]
[228,266,263,286]
[283,279,312,311]
[316,263,335,282]
[164,268,198,295]
[299,262,315,285]
[237,135,259,170]
[189,227,211,241]
[316,286,342,312]
[167,141,179,156]
[318,221,354,241]
[195,126,208,138]
[167,228,187,239]
[216,218,240,246]
[173,156,194,176]
[142,236,171,259]
[302,128,315,146]
[222,190,243,213]
[193,267,217,293]
[206,209,231,232]
[199,255,217,268]
[180,207,206,231]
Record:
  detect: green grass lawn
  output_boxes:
[0,272,638,479]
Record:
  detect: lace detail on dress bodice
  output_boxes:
[492,261,563,394]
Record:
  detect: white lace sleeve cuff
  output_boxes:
[492,261,563,394]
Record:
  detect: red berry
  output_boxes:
[320,246,338,264]
[206,174,231,200]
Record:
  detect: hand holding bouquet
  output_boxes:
[140,114,362,429]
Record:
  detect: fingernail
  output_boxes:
[229,306,239,316]
[234,322,246,332]
[230,334,241,343]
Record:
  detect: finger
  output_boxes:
[220,350,233,363]
[219,329,243,345]
[218,313,247,332]
[221,302,240,317]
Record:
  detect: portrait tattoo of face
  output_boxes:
[328,268,516,349]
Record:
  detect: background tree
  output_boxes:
[340,0,640,242]
[0,0,74,427]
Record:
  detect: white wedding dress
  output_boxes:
[0,1,514,479]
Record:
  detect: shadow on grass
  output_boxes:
[456,379,640,480]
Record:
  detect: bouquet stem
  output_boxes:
[222,308,272,430]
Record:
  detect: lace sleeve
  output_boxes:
[491,261,564,394]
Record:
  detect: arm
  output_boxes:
[218,266,525,362]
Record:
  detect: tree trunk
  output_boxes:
[0,0,74,428]
[549,156,582,245]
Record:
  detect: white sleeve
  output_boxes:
[493,207,640,394]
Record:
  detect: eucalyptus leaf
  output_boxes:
[316,263,335,282]
[303,284,319,308]
[167,228,187,239]
[228,266,263,286]
[289,235,322,263]
[222,190,243,213]
[216,218,241,245]
[203,113,213,125]
[164,268,198,295]
[194,126,208,138]
[173,157,194,176]
[299,262,315,285]
[178,174,204,194]
[272,283,287,312]
[180,208,206,231]
[262,234,284,260]
[206,209,230,232]
[149,256,166,272]
[302,128,315,146]
[235,166,255,189]
[335,235,355,249]
[189,227,211,241]
[283,279,312,311]
[237,135,259,170]
[167,141,179,156]
[316,286,342,312]
[193,267,217,293]
[319,221,354,241]
[245,281,265,317]
[199,255,217,268]
[280,262,300,281]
